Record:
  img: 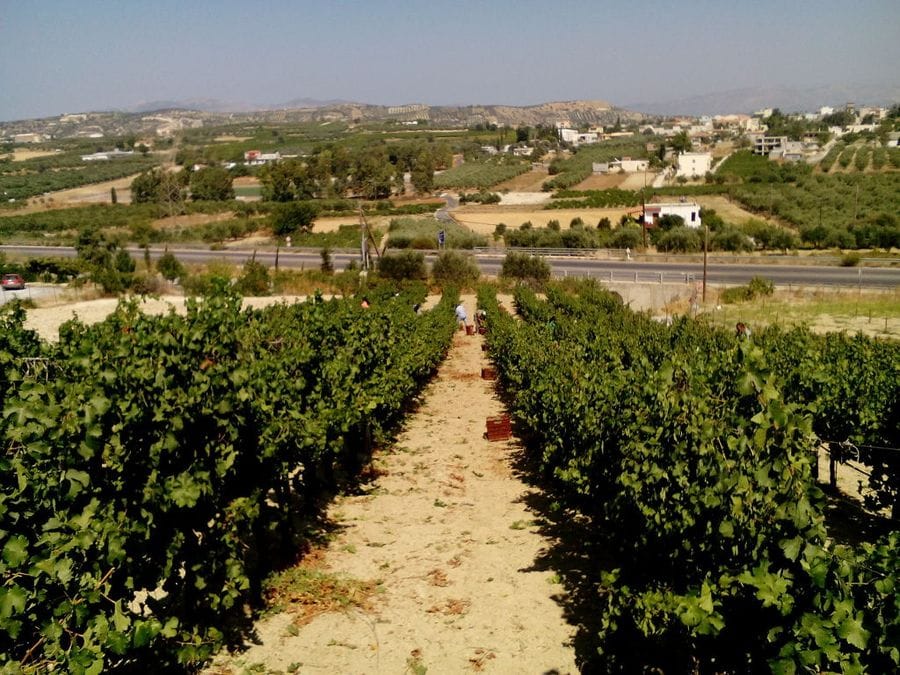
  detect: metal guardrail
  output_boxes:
[471,247,899,266]
[472,247,627,258]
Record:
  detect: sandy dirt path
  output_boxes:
[208,295,577,674]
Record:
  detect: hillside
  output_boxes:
[0,100,646,139]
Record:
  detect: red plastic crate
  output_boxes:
[485,414,511,441]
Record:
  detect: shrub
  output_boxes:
[493,222,507,241]
[747,275,774,297]
[721,275,775,304]
[156,252,185,281]
[320,247,334,273]
[570,217,584,228]
[840,252,861,267]
[500,252,551,284]
[377,251,427,281]
[547,219,561,232]
[431,251,480,287]
[130,273,164,295]
[235,260,271,296]
[720,286,752,304]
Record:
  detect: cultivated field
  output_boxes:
[452,206,638,234]
[493,167,550,192]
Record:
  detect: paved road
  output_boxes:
[435,193,458,223]
[2,245,899,289]
[0,284,62,306]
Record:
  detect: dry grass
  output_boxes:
[494,168,550,192]
[263,550,379,626]
[426,598,471,616]
[453,206,635,235]
[666,287,900,338]
[693,195,781,227]
[426,568,450,587]
[11,149,61,162]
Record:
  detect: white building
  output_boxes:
[643,202,702,229]
[80,149,135,161]
[558,128,599,146]
[243,150,282,165]
[676,152,712,178]
[609,157,649,173]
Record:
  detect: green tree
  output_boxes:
[671,131,692,154]
[259,161,295,202]
[351,147,396,199]
[271,201,318,236]
[75,227,135,293]
[130,168,164,204]
[190,166,234,201]
[656,226,702,252]
[410,150,435,194]
[500,252,550,284]
[110,186,118,204]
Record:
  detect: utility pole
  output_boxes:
[702,220,709,303]
[359,206,368,270]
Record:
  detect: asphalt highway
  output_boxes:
[2,245,899,289]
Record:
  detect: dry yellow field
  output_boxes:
[692,195,781,227]
[494,168,550,192]
[11,148,61,162]
[452,206,638,235]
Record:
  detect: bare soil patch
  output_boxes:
[1,174,140,214]
[570,173,628,191]
[11,149,62,162]
[493,168,549,192]
[205,296,578,673]
[314,215,392,233]
[23,294,309,342]
[497,191,551,206]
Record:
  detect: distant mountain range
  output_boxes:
[0,100,643,137]
[127,97,353,114]
[625,83,900,116]
[4,83,898,138]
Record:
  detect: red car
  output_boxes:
[1,274,25,290]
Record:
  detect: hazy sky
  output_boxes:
[2,0,898,121]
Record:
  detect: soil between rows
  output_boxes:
[207,295,578,673]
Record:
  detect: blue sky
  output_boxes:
[1,0,898,121]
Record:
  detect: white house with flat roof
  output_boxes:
[643,201,702,229]
[676,152,712,178]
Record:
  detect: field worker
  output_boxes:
[475,309,487,330]
[455,302,467,329]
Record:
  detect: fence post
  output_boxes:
[829,448,837,490]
